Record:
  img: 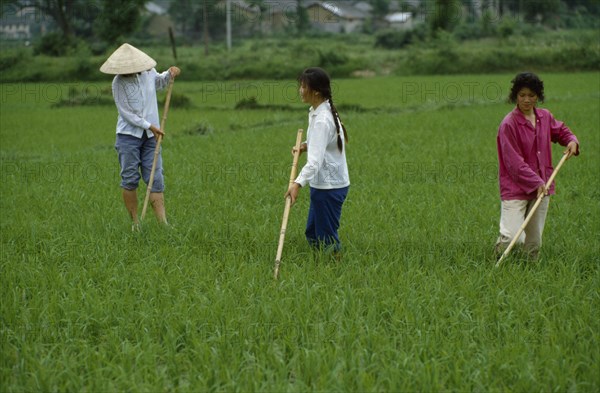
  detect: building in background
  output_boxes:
[304,1,367,33]
[384,12,413,30]
[0,5,49,41]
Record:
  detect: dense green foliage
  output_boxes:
[1,29,599,83]
[95,0,147,45]
[1,0,145,53]
[1,73,598,391]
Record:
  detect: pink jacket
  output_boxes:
[497,107,579,200]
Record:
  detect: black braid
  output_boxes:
[328,97,348,152]
[297,67,348,152]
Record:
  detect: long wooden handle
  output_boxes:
[141,77,175,221]
[495,153,569,267]
[274,129,304,279]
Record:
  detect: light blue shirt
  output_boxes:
[112,68,171,138]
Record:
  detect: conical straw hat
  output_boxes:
[100,43,157,75]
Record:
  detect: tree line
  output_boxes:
[2,0,598,56]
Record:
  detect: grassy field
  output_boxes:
[1,72,599,391]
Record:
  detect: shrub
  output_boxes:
[328,57,370,78]
[317,49,349,68]
[453,22,483,41]
[73,57,95,80]
[2,30,598,82]
[0,49,29,72]
[235,96,259,109]
[34,33,75,57]
[89,41,110,56]
[497,17,516,39]
[72,44,95,80]
[375,29,411,49]
[375,26,426,49]
[480,10,497,37]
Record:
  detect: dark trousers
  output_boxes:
[305,186,349,252]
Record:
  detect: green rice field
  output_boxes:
[1,72,599,391]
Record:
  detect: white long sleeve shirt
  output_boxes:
[295,101,350,190]
[112,68,171,138]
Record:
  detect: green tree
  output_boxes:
[296,1,310,34]
[522,0,561,23]
[428,0,462,33]
[369,0,390,29]
[10,0,110,41]
[370,0,390,18]
[502,0,565,24]
[169,0,198,37]
[95,0,146,45]
[169,0,221,39]
[570,0,600,14]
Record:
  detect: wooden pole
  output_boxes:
[141,77,175,221]
[203,0,209,56]
[274,129,304,279]
[226,0,232,51]
[495,153,569,267]
[168,27,177,61]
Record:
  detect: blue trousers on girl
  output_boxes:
[306,186,349,252]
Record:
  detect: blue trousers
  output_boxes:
[115,133,164,192]
[305,186,349,252]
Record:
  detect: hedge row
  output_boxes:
[0,30,597,82]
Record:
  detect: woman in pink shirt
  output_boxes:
[495,72,579,259]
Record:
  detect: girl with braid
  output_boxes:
[285,67,350,256]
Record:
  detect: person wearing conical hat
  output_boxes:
[101,43,180,230]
